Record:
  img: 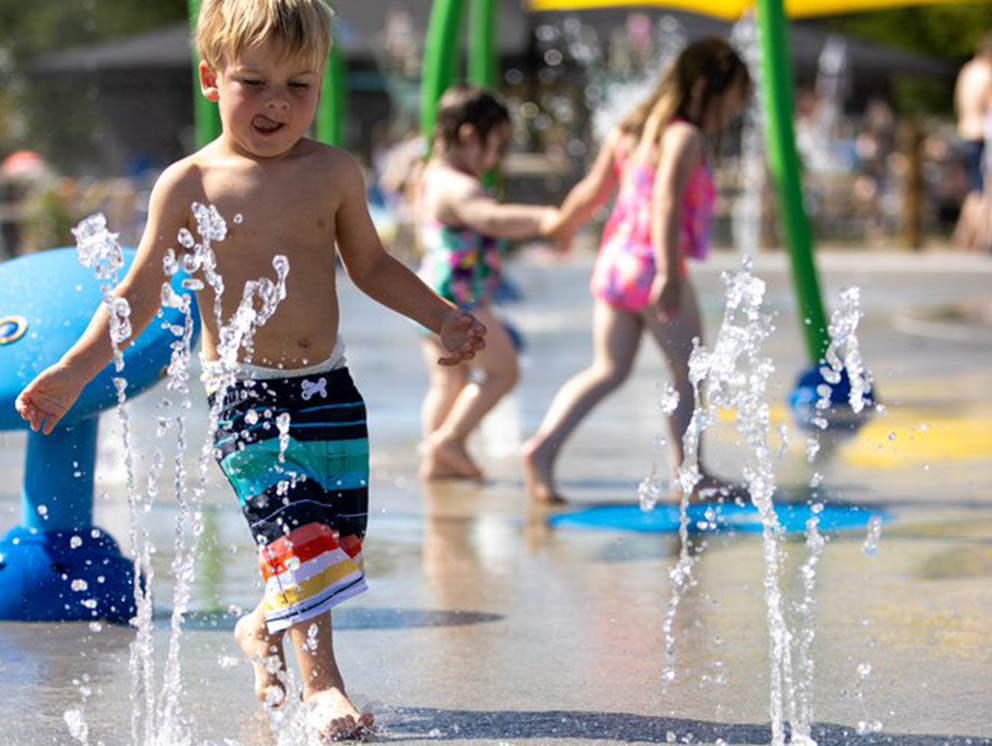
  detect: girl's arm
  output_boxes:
[334,152,486,365]
[16,164,195,433]
[443,174,558,240]
[650,123,703,319]
[554,127,622,237]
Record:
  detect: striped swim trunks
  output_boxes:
[210,366,370,633]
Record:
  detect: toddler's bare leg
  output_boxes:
[422,308,518,481]
[234,603,288,708]
[290,611,374,742]
[419,339,469,441]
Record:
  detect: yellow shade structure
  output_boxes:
[530,0,982,22]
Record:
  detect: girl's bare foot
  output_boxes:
[234,609,287,709]
[420,435,484,481]
[521,438,566,504]
[670,472,749,504]
[305,688,375,742]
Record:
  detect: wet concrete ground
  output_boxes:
[1,249,990,745]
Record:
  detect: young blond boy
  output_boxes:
[15,0,485,739]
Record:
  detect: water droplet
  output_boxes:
[71,579,88,592]
[70,536,83,549]
[36,505,48,517]
[233,213,244,224]
[88,621,103,633]
[887,431,896,441]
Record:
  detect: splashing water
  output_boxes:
[68,206,293,746]
[730,15,767,256]
[861,515,883,557]
[821,287,872,414]
[659,258,825,745]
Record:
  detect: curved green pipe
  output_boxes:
[187,0,223,149]
[468,0,498,89]
[316,36,346,146]
[420,0,467,143]
[756,0,830,362]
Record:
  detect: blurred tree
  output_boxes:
[0,0,186,62]
[0,1,187,170]
[830,4,992,116]
[830,4,992,62]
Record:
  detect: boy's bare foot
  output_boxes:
[305,688,375,742]
[420,435,484,481]
[235,609,287,709]
[521,438,566,504]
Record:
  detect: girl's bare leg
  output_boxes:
[422,307,519,481]
[234,603,288,708]
[522,301,642,502]
[290,612,374,741]
[643,280,741,500]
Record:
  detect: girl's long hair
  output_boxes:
[619,37,750,147]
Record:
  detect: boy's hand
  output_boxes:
[437,310,487,366]
[15,363,86,435]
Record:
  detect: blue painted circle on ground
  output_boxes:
[548,501,887,535]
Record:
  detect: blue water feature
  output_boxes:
[549,500,888,535]
[0,247,199,622]
[789,365,876,433]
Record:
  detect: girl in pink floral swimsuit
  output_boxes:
[523,38,751,503]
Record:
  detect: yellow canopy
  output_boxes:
[530,0,982,22]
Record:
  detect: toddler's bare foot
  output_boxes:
[522,438,566,504]
[420,435,484,481]
[235,608,287,709]
[305,688,375,742]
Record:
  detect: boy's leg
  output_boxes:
[234,602,288,707]
[523,300,642,502]
[289,611,374,740]
[422,307,518,481]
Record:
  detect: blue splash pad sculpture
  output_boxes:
[549,500,888,535]
[788,366,876,433]
[0,248,199,623]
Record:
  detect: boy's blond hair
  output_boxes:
[196,0,334,71]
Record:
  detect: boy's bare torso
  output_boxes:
[176,138,345,369]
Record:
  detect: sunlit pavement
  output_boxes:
[0,248,990,745]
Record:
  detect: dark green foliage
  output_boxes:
[829,3,992,61]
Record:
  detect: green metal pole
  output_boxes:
[468,0,497,89]
[420,0,466,143]
[187,0,222,149]
[755,0,830,363]
[316,35,346,146]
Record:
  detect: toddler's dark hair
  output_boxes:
[435,85,511,149]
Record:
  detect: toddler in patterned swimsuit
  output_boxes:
[523,39,750,504]
[15,0,485,740]
[416,85,564,481]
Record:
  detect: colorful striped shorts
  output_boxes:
[210,367,369,633]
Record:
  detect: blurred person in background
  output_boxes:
[954,34,992,195]
[953,34,992,252]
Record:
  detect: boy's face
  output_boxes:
[201,41,322,159]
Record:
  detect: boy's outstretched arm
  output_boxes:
[15,164,195,434]
[333,152,485,365]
